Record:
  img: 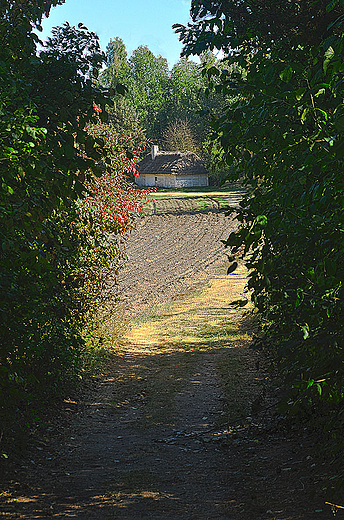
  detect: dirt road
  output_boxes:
[0,196,338,519]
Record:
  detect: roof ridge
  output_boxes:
[138,150,208,176]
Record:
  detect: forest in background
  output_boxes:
[97,37,235,184]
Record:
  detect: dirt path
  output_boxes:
[0,198,340,519]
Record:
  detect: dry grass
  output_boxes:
[115,261,261,429]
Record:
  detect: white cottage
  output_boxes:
[135,146,209,188]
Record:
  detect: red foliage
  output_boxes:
[79,118,154,235]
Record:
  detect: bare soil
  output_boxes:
[0,194,342,519]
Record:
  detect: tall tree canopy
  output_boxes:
[129,45,170,139]
[178,0,343,54]
[100,36,131,88]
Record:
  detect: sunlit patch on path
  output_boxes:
[124,261,250,352]
[89,259,265,519]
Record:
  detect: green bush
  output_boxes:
[0,2,149,451]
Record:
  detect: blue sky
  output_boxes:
[40,0,193,67]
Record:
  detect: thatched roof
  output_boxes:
[138,151,208,176]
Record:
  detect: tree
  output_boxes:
[162,119,199,154]
[169,58,203,122]
[100,42,171,141]
[0,12,106,413]
[175,0,344,452]
[175,0,342,56]
[129,45,170,140]
[98,38,231,156]
[169,53,229,143]
[99,36,131,89]
[107,97,144,148]
[0,5,149,453]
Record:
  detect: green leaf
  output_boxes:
[116,83,128,96]
[279,66,293,83]
[224,231,239,247]
[314,88,326,97]
[99,110,108,123]
[324,46,335,59]
[315,108,328,121]
[207,66,220,78]
[95,137,105,147]
[295,288,304,308]
[256,215,267,227]
[301,324,309,340]
[326,0,337,11]
[63,144,75,159]
[301,107,310,123]
[25,126,37,139]
[295,87,307,101]
[92,164,104,177]
[324,257,337,276]
[333,139,344,158]
[229,298,248,308]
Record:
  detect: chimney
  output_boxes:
[151,145,159,161]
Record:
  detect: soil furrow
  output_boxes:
[115,211,238,317]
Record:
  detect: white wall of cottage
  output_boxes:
[135,174,208,188]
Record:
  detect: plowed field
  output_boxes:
[116,196,241,317]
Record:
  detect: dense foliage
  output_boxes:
[175,0,344,456]
[0,1,149,451]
